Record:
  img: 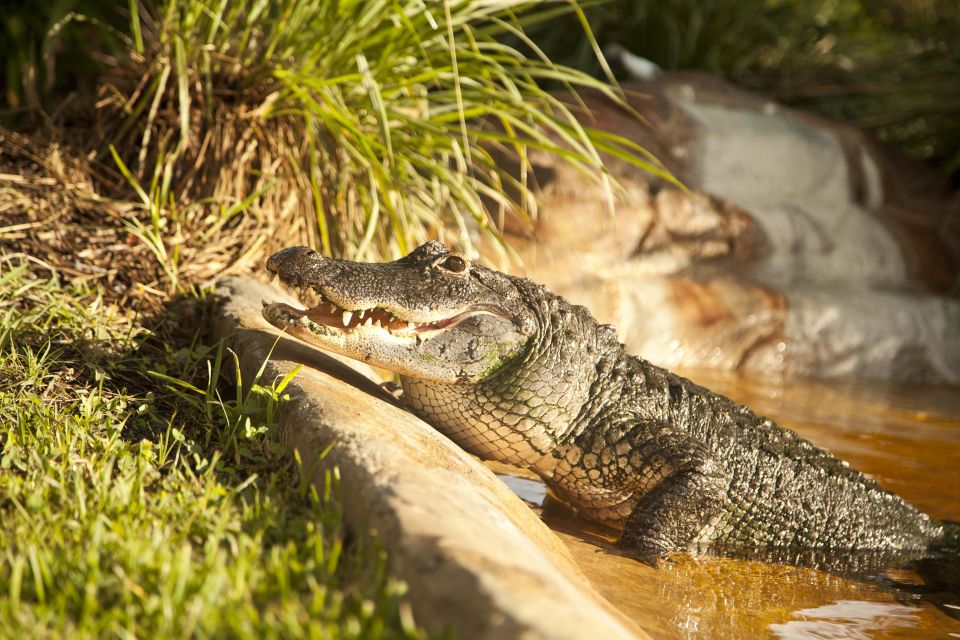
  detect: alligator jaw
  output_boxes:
[262,276,499,342]
[260,243,534,384]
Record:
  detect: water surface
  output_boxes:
[493,370,960,639]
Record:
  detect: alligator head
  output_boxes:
[262,241,538,383]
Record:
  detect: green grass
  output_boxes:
[2,0,674,308]
[0,258,436,638]
[2,0,671,290]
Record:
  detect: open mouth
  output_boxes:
[264,278,486,338]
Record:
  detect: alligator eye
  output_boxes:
[437,255,468,273]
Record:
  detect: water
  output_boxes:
[492,369,960,639]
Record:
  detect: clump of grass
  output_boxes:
[3,0,670,306]
[0,258,436,638]
[99,0,658,261]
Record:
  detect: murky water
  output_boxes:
[492,370,960,639]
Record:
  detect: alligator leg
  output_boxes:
[617,433,728,565]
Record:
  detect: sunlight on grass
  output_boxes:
[97,0,671,267]
[2,1,676,305]
[0,260,436,638]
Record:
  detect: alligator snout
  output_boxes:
[266,246,320,277]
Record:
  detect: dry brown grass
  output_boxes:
[0,125,293,311]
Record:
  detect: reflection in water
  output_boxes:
[770,600,919,639]
[694,543,940,582]
[489,371,960,639]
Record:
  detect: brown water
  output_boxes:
[491,370,960,639]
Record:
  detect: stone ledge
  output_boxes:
[211,276,645,640]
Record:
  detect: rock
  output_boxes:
[491,72,960,383]
[211,276,647,640]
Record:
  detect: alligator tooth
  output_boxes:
[342,311,353,326]
[363,316,373,327]
[329,304,338,314]
[358,309,366,320]
[374,318,382,327]
[407,322,416,330]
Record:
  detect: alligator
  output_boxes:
[261,241,945,564]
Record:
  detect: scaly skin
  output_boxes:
[262,242,943,563]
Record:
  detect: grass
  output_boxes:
[2,0,672,304]
[0,258,438,638]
